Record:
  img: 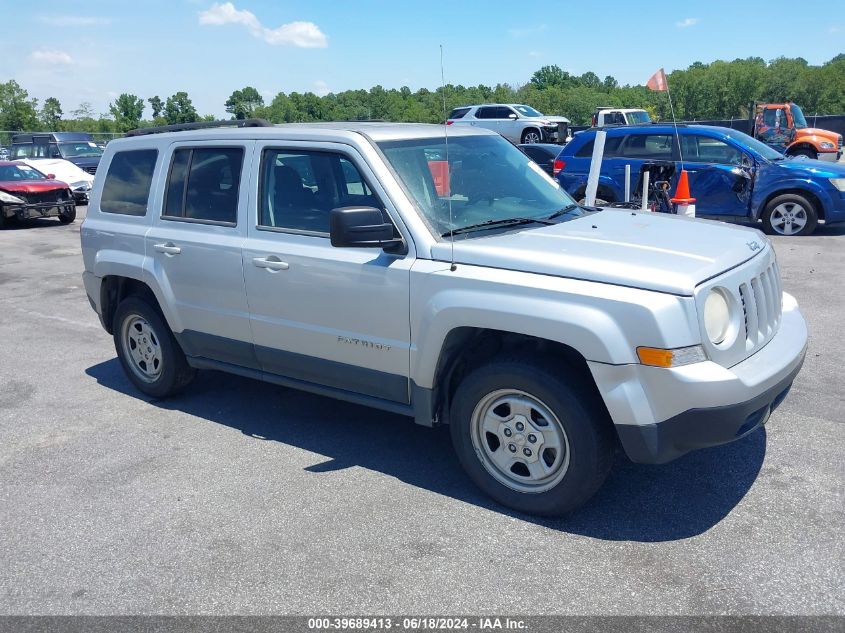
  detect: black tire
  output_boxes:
[761,193,818,236]
[113,295,196,398]
[58,206,76,224]
[789,147,817,160]
[0,210,6,230]
[521,128,542,144]
[449,357,614,516]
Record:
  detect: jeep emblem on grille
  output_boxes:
[747,241,761,252]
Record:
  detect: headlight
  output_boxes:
[820,142,835,150]
[830,178,845,192]
[0,190,25,204]
[704,288,731,345]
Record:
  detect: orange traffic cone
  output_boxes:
[671,169,696,217]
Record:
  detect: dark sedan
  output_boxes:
[517,143,564,177]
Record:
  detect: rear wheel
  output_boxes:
[450,357,614,516]
[113,296,196,398]
[761,193,818,236]
[521,128,542,144]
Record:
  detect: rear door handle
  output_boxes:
[252,256,289,272]
[154,242,181,256]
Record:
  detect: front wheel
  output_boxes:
[761,193,818,236]
[521,128,542,144]
[450,358,614,516]
[58,206,76,224]
[113,296,196,398]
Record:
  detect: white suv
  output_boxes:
[447,104,570,144]
[81,120,807,515]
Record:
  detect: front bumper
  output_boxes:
[589,292,807,464]
[2,201,75,220]
[817,150,842,162]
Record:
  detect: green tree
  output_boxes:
[163,92,198,124]
[225,86,264,120]
[530,65,571,90]
[0,80,39,131]
[109,93,145,131]
[148,95,164,119]
[40,97,63,130]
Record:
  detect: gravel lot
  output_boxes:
[0,207,843,615]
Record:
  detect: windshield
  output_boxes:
[627,110,652,124]
[378,134,585,239]
[58,142,103,158]
[722,130,785,161]
[789,103,808,129]
[513,105,543,118]
[0,164,46,181]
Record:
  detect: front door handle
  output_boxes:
[154,242,181,256]
[252,256,289,272]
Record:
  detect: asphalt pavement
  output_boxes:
[0,207,843,615]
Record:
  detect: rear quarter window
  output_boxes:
[448,107,470,120]
[100,149,158,216]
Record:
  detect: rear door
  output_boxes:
[473,106,503,135]
[241,142,413,403]
[679,134,752,217]
[145,140,257,367]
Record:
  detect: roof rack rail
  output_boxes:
[125,118,273,137]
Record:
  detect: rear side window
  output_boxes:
[476,107,498,119]
[574,136,623,158]
[448,107,470,120]
[619,134,674,160]
[163,147,244,224]
[100,149,158,216]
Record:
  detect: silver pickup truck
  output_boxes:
[81,121,807,515]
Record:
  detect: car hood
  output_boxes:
[775,157,845,177]
[531,115,570,124]
[0,180,70,194]
[20,158,94,187]
[430,210,768,296]
[797,127,840,144]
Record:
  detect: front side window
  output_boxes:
[259,149,383,234]
[681,135,744,165]
[163,147,243,224]
[378,134,584,239]
[100,149,158,216]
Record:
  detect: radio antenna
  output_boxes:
[440,44,456,272]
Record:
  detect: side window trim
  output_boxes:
[255,147,388,238]
[160,145,244,227]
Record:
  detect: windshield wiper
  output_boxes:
[546,203,582,220]
[442,216,554,238]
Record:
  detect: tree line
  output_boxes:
[1,55,843,137]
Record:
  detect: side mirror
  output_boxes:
[47,173,56,179]
[508,113,518,120]
[330,207,405,253]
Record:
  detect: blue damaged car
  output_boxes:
[557,124,845,236]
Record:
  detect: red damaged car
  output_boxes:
[0,161,76,229]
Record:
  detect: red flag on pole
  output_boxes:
[647,68,668,91]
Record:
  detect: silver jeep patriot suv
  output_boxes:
[81,120,807,515]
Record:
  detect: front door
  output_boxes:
[679,134,753,218]
[241,142,413,403]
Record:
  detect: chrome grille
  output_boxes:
[738,260,782,350]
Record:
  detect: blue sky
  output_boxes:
[2,0,842,118]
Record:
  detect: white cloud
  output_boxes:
[29,49,74,65]
[37,15,112,26]
[198,2,327,48]
[313,80,330,97]
[676,17,700,28]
